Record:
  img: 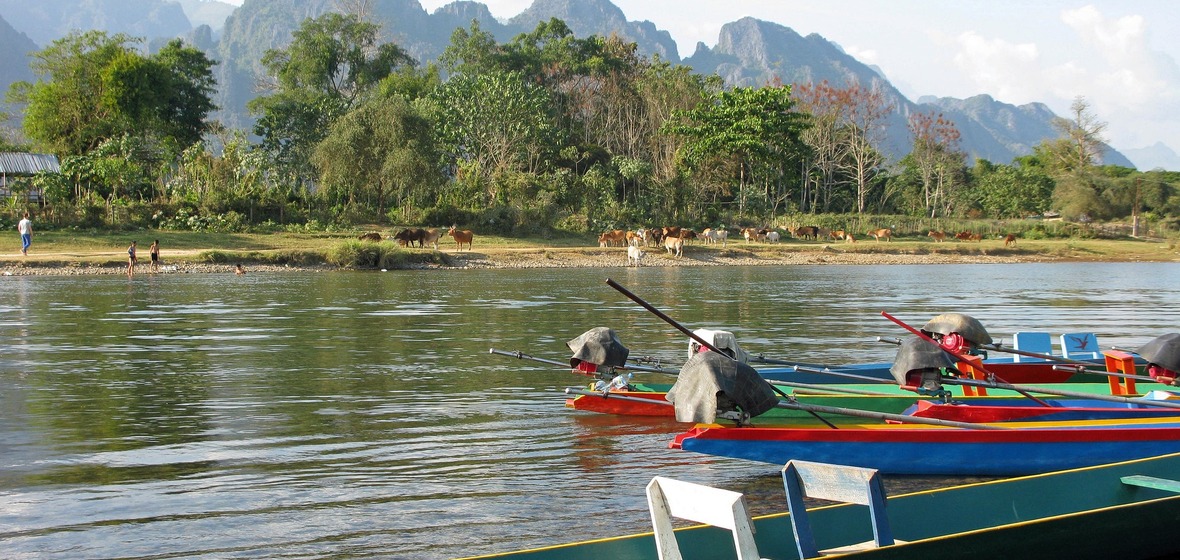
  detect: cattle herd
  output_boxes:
[605,225,1018,265]
[356,224,1017,261]
[358,225,475,251]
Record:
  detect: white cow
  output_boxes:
[627,244,645,266]
[701,228,729,246]
[766,231,781,243]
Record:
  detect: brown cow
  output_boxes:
[598,229,627,247]
[448,225,474,251]
[867,228,892,242]
[828,229,848,241]
[955,231,974,241]
[393,228,426,247]
[927,230,946,242]
[1003,233,1017,247]
[741,227,766,243]
[792,226,820,240]
[358,232,382,242]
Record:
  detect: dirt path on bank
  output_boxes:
[2,238,1176,276]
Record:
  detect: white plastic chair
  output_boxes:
[1060,332,1101,360]
[646,476,766,560]
[782,460,895,558]
[1012,331,1053,362]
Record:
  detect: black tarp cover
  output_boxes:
[1138,333,1180,372]
[920,313,993,345]
[566,327,630,368]
[889,336,958,386]
[666,351,779,423]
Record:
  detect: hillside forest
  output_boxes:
[4,13,1180,239]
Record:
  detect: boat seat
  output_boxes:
[646,476,768,560]
[1122,475,1180,494]
[1060,332,1101,360]
[782,460,896,558]
[1012,331,1053,362]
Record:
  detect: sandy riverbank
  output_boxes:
[2,240,1152,276]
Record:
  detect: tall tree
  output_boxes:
[9,32,216,157]
[665,85,808,217]
[907,110,966,217]
[1049,96,1108,171]
[313,94,442,220]
[838,82,892,214]
[249,13,414,182]
[427,70,556,203]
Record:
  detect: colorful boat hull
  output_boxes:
[565,383,1176,421]
[671,418,1180,475]
[459,452,1180,560]
[905,398,1180,423]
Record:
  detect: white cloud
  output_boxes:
[1053,6,1180,150]
[842,45,879,66]
[952,32,1041,102]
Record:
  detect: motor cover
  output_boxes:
[920,313,993,346]
[890,336,958,390]
[666,351,779,423]
[567,327,630,368]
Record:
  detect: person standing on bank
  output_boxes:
[17,212,32,256]
[127,241,137,277]
[149,240,160,273]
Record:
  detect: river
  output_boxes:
[1,262,1179,559]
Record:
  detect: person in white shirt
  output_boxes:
[17,212,32,256]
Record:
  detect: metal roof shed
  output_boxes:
[0,152,61,175]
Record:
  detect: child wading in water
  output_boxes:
[126,241,137,277]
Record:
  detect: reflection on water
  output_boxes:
[1,263,1179,558]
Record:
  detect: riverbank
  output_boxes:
[1,234,1177,275]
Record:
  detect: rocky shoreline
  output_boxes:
[0,244,1054,276]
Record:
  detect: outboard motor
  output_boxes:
[890,336,958,399]
[666,351,779,425]
[1138,333,1180,384]
[687,328,750,363]
[567,327,629,374]
[920,313,993,355]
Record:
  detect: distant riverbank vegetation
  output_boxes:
[3,13,1179,242]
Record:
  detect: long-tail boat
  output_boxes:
[458,452,1180,560]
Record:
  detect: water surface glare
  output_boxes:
[1,263,1179,558]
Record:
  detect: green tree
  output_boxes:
[664,85,808,217]
[970,159,1054,218]
[8,32,216,157]
[313,94,443,220]
[427,70,556,203]
[249,13,414,182]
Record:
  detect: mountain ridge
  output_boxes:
[0,0,1151,169]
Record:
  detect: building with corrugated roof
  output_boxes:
[0,152,60,201]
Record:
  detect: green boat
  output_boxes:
[459,451,1180,559]
[564,381,1176,424]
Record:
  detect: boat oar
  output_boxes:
[563,388,1006,430]
[488,348,681,376]
[792,364,898,384]
[605,278,727,356]
[604,278,845,427]
[881,311,1053,407]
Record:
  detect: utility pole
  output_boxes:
[1132,177,1141,238]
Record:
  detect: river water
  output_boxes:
[2,262,1179,559]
